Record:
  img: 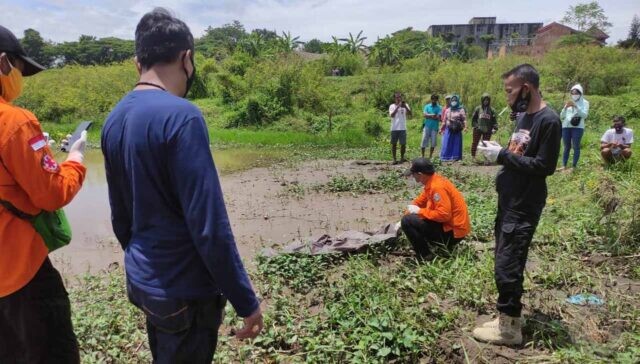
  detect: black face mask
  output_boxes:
[182,53,196,98]
[510,86,530,113]
[431,100,437,106]
[614,126,624,133]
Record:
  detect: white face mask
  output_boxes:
[571,94,580,102]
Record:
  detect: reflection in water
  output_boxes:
[51,148,283,278]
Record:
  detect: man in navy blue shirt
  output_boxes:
[101,8,262,362]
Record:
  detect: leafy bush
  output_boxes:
[18,62,136,124]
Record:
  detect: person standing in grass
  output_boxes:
[600,115,633,163]
[559,84,589,170]
[470,93,498,160]
[389,92,412,164]
[101,8,262,363]
[0,25,87,363]
[401,158,470,260]
[476,64,561,346]
[421,94,442,159]
[439,94,466,162]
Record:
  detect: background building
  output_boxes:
[427,17,543,49]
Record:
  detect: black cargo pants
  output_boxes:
[0,257,80,364]
[494,206,541,317]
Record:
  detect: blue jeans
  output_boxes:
[562,127,585,167]
[127,281,226,364]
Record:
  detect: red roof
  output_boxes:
[536,22,577,34]
[536,22,609,41]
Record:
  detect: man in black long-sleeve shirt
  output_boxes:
[475,64,561,346]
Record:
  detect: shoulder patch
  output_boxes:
[41,154,60,173]
[29,134,47,151]
[433,193,441,202]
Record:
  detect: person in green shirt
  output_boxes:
[421,94,442,159]
[471,93,498,160]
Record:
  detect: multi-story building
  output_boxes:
[427,17,543,49]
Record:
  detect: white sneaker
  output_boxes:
[472,312,523,346]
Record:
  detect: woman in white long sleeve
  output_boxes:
[559,84,589,170]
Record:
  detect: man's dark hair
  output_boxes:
[394,92,402,97]
[613,115,626,124]
[135,7,194,69]
[431,94,439,100]
[501,63,540,88]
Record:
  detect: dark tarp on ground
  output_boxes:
[262,223,399,257]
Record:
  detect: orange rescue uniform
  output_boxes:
[0,96,86,297]
[412,173,471,238]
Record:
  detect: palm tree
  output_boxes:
[339,31,368,54]
[369,36,400,66]
[418,36,447,57]
[480,34,496,55]
[278,31,303,53]
[239,32,265,57]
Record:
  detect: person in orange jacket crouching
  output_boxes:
[401,158,471,260]
[0,25,87,363]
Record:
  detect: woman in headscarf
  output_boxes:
[559,84,589,170]
[439,94,466,162]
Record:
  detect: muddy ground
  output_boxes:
[53,159,419,276]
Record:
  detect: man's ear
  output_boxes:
[133,56,142,76]
[0,53,10,76]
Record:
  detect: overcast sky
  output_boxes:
[3,0,637,45]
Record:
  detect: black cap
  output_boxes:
[0,25,46,76]
[404,158,435,176]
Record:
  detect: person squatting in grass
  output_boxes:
[470,93,498,161]
[0,25,88,363]
[600,115,633,164]
[421,94,442,159]
[400,158,471,261]
[389,92,412,164]
[476,64,561,346]
[559,84,589,171]
[101,8,262,363]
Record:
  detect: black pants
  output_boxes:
[127,281,226,364]
[0,258,80,364]
[401,214,462,258]
[494,208,540,317]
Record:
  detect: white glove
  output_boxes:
[65,131,87,164]
[407,205,420,214]
[477,141,502,163]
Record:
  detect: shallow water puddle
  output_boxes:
[51,148,285,278]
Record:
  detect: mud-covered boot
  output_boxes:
[472,313,523,346]
[480,315,523,328]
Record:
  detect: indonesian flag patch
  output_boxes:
[29,134,47,151]
[41,154,60,173]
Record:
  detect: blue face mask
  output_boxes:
[451,101,458,107]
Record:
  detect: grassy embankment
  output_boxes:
[15,46,640,362]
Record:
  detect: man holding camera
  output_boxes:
[389,92,412,164]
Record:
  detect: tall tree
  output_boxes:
[618,15,640,48]
[303,39,324,53]
[20,29,49,66]
[561,1,612,31]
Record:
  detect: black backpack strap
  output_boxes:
[0,200,36,220]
